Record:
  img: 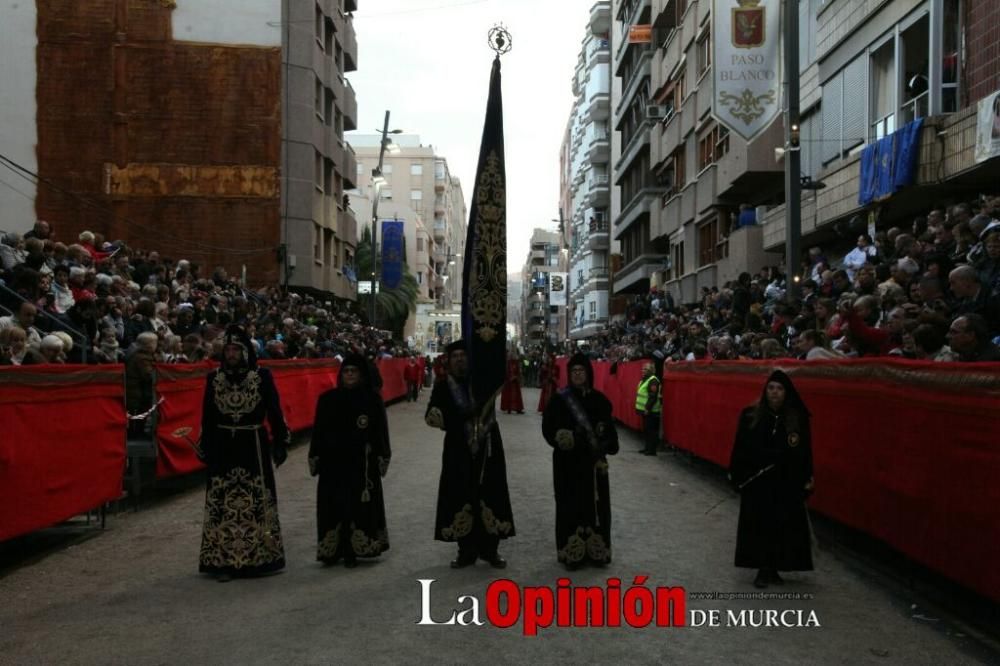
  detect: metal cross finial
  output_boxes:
[488,24,512,56]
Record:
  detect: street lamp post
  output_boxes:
[783,0,802,302]
[369,110,402,328]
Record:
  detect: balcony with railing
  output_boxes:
[590,1,611,35]
[585,171,609,208]
[432,217,447,236]
[587,219,610,250]
[587,35,611,66]
[589,266,610,280]
[339,9,357,72]
[586,126,610,164]
[341,76,357,131]
[342,142,358,190]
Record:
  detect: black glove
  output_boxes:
[272,444,288,467]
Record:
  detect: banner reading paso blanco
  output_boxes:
[712,0,782,141]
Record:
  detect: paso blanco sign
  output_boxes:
[712,0,781,141]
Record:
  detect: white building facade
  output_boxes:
[562,1,614,339]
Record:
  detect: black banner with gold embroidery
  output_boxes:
[461,56,507,406]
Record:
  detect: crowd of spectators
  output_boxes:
[0,221,409,376]
[573,197,1000,365]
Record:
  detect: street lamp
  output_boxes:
[370,110,403,328]
[437,250,461,308]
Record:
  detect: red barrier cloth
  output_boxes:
[153,363,214,479]
[154,360,340,478]
[0,365,126,541]
[154,358,409,478]
[661,359,1000,602]
[377,357,409,402]
[266,360,339,431]
[612,361,645,431]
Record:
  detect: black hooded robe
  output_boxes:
[198,327,290,576]
[729,370,814,572]
[542,354,619,565]
[309,356,391,562]
[425,376,515,548]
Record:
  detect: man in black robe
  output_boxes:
[308,353,391,567]
[197,325,290,582]
[729,370,814,588]
[542,353,619,570]
[425,340,514,568]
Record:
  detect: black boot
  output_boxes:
[753,570,769,588]
[450,552,477,569]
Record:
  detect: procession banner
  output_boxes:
[461,55,508,406]
[712,0,781,141]
[549,272,567,307]
[380,219,405,290]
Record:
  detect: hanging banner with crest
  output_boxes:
[712,0,782,141]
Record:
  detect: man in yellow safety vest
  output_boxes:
[634,361,661,456]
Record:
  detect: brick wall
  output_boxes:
[35,0,282,285]
[964,0,1000,105]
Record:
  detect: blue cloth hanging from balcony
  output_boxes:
[858,118,924,206]
[892,117,924,190]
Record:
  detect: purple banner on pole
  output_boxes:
[381,219,404,290]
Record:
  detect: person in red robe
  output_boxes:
[432,353,448,384]
[537,352,559,412]
[403,356,423,402]
[500,352,524,413]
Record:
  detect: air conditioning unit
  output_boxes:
[646,105,668,121]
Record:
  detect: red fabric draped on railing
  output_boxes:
[660,359,1000,602]
[153,357,412,479]
[554,357,644,429]
[0,366,126,541]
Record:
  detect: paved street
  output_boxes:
[0,388,995,665]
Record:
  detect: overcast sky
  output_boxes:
[349,0,597,264]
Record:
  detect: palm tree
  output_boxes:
[356,226,419,337]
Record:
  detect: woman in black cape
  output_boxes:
[308,353,391,567]
[729,369,814,588]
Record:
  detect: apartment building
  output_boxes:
[0,0,359,294]
[521,230,568,349]
[761,0,999,259]
[349,135,467,307]
[634,0,777,305]
[283,0,360,301]
[561,2,615,339]
[639,0,999,304]
[611,0,668,298]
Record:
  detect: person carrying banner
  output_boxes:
[542,353,619,570]
[728,370,815,588]
[500,351,524,413]
[308,353,391,568]
[425,341,514,568]
[196,325,289,582]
